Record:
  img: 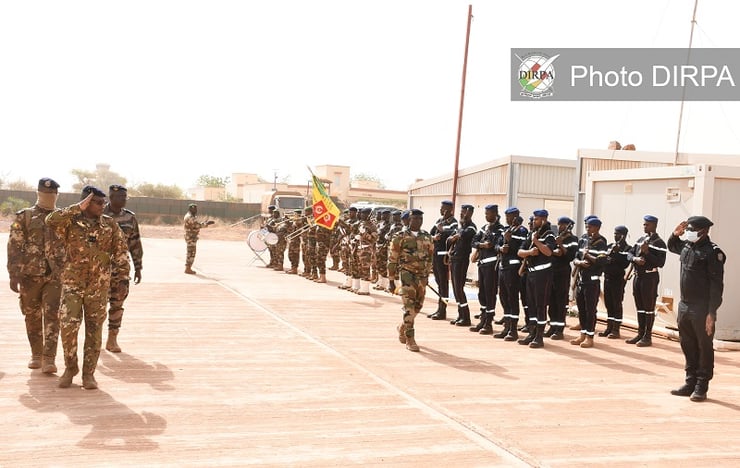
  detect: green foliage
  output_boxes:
[0,197,30,216]
[70,164,127,192]
[197,175,230,187]
[130,183,184,199]
[7,179,34,190]
[352,173,385,189]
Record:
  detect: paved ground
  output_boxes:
[1,233,739,467]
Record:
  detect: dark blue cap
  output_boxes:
[81,185,105,199]
[643,215,658,223]
[584,214,597,222]
[558,216,574,225]
[687,216,713,229]
[267,205,276,210]
[586,217,602,227]
[461,204,474,211]
[38,177,60,190]
[360,207,372,213]
[615,225,628,234]
[484,204,498,211]
[533,209,548,218]
[392,210,402,216]
[440,200,453,206]
[400,210,410,220]
[381,209,391,215]
[410,209,424,216]
[109,184,127,193]
[348,206,358,212]
[504,207,519,215]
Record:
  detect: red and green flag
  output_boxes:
[311,174,340,230]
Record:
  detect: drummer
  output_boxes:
[264,206,282,268]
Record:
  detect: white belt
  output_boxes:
[641,268,658,273]
[479,257,497,264]
[590,275,600,281]
[507,259,521,264]
[437,252,448,256]
[528,262,552,272]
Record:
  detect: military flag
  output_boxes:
[310,173,340,230]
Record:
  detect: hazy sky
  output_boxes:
[2,0,740,192]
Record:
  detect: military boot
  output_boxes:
[671,377,697,397]
[626,312,645,344]
[529,324,546,348]
[106,329,122,353]
[607,322,621,339]
[314,273,327,283]
[517,322,536,345]
[41,355,57,374]
[328,259,339,271]
[184,266,196,274]
[285,267,298,274]
[429,300,447,320]
[636,314,655,347]
[690,381,708,402]
[598,321,614,337]
[397,323,407,344]
[479,313,495,335]
[82,373,98,390]
[504,319,519,341]
[28,355,42,369]
[58,365,79,388]
[27,334,43,369]
[405,328,420,352]
[580,335,594,348]
[570,333,587,346]
[493,317,510,339]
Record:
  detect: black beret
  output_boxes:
[440,200,453,206]
[614,225,629,235]
[533,209,549,218]
[81,185,105,199]
[410,209,424,216]
[504,207,519,215]
[109,184,127,193]
[558,216,574,225]
[360,207,372,213]
[392,210,402,216]
[461,204,474,211]
[586,217,602,227]
[348,206,358,212]
[400,210,410,220]
[687,215,713,230]
[38,177,60,190]
[485,204,498,211]
[267,205,276,210]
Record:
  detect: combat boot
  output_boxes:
[41,355,57,374]
[314,273,327,283]
[106,329,122,353]
[27,335,43,369]
[670,378,697,397]
[580,335,594,348]
[82,373,98,390]
[28,355,42,369]
[529,324,545,348]
[607,322,621,339]
[397,323,407,344]
[328,259,339,271]
[493,318,510,339]
[504,319,519,341]
[356,280,371,296]
[58,366,79,388]
[405,328,420,352]
[598,321,614,337]
[285,267,298,274]
[570,333,587,346]
[636,314,654,347]
[517,322,536,345]
[184,266,196,274]
[690,381,708,402]
[429,300,447,320]
[479,313,495,335]
[550,327,564,340]
[626,312,645,344]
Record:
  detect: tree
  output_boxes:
[130,183,184,199]
[351,173,385,189]
[7,179,34,191]
[70,163,127,192]
[196,175,230,187]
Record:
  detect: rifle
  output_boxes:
[426,282,449,304]
[518,222,548,277]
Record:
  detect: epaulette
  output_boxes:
[123,208,136,215]
[15,208,26,216]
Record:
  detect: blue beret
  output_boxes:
[687,215,713,230]
[461,204,474,211]
[348,206,358,212]
[557,216,574,225]
[360,207,372,213]
[484,204,498,211]
[504,207,519,215]
[109,184,127,193]
[586,217,602,227]
[533,209,548,218]
[410,209,424,216]
[392,210,402,216]
[614,225,628,235]
[81,185,105,199]
[400,210,410,219]
[380,209,391,215]
[440,200,453,206]
[38,177,60,190]
[584,214,597,222]
[643,215,658,223]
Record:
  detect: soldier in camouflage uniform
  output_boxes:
[102,184,143,353]
[313,221,332,283]
[7,177,66,373]
[46,186,130,390]
[285,209,303,274]
[300,206,317,278]
[184,203,215,274]
[353,207,378,295]
[373,209,392,291]
[388,209,434,352]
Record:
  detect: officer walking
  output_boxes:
[7,177,65,373]
[667,216,725,402]
[103,184,143,353]
[46,186,130,389]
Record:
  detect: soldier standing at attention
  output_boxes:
[625,214,667,347]
[354,207,378,295]
[183,203,215,274]
[428,200,458,320]
[7,177,65,373]
[469,204,504,335]
[448,204,477,327]
[600,225,631,339]
[46,186,130,389]
[668,216,725,402]
[494,207,527,341]
[103,184,143,353]
[285,209,303,274]
[545,216,578,340]
[388,209,434,352]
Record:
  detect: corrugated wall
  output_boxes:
[517,163,576,198]
[579,158,668,191]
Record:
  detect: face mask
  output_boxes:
[36,192,58,210]
[685,230,700,243]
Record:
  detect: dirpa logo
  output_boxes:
[517,53,560,99]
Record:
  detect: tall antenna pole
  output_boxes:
[673,0,699,164]
[451,4,473,207]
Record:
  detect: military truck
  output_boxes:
[260,190,307,216]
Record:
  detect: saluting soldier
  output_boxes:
[388,209,434,352]
[7,177,65,373]
[46,186,130,390]
[625,214,667,347]
[570,217,608,348]
[428,200,458,320]
[102,184,143,353]
[183,203,215,274]
[600,225,631,339]
[545,216,578,340]
[469,204,504,335]
[494,207,528,341]
[517,209,557,348]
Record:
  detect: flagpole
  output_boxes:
[451,4,472,207]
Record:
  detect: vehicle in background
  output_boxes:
[261,190,307,217]
[350,201,401,217]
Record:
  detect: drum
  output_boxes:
[247,230,268,252]
[263,232,279,245]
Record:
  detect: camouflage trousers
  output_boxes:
[355,247,375,280]
[185,239,198,268]
[315,240,329,274]
[19,275,61,359]
[302,238,317,273]
[59,285,109,375]
[400,272,428,333]
[375,245,389,278]
[107,279,130,330]
[287,240,301,268]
